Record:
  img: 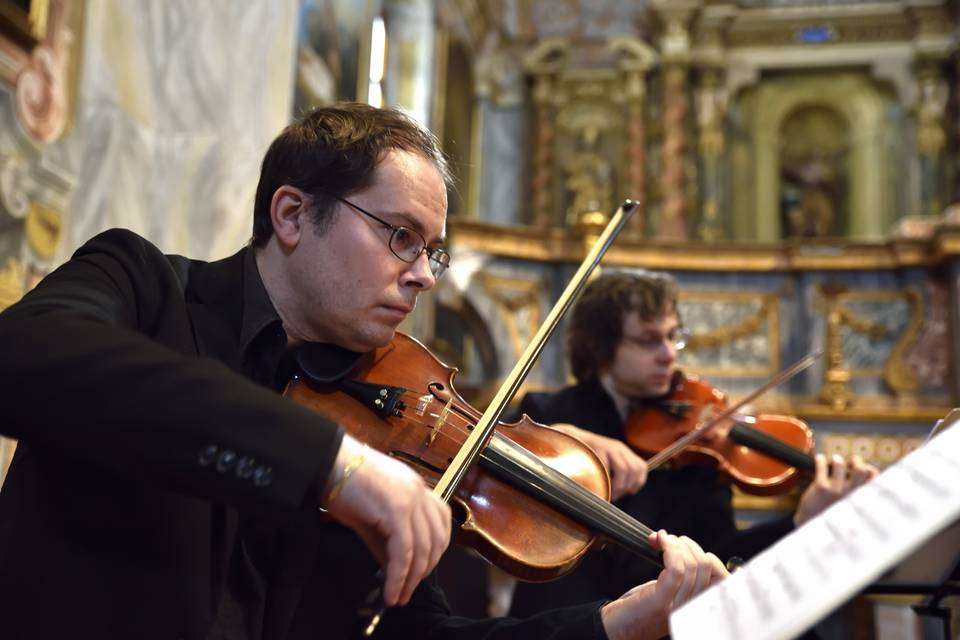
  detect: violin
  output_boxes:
[285,332,663,582]
[625,372,817,496]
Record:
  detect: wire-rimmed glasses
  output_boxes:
[622,327,690,353]
[329,194,450,279]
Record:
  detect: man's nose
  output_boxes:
[656,340,677,361]
[402,251,436,290]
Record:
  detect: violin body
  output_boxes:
[284,332,617,582]
[625,373,814,496]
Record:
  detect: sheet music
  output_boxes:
[670,419,960,640]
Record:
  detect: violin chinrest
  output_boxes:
[296,342,366,384]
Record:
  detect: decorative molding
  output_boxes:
[820,431,925,468]
[883,288,924,395]
[740,72,893,241]
[448,219,960,271]
[679,291,780,378]
[0,0,72,143]
[476,272,544,362]
[815,285,925,408]
[725,44,915,105]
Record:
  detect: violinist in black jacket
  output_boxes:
[0,103,726,640]
[509,271,878,618]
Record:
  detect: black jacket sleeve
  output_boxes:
[0,229,342,511]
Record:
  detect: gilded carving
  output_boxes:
[685,298,771,350]
[678,291,779,378]
[914,62,948,216]
[883,288,923,396]
[477,273,543,362]
[816,284,927,408]
[24,201,61,258]
[0,256,24,311]
[915,65,948,155]
[817,285,859,410]
[561,119,613,225]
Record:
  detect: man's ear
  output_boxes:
[270,185,308,250]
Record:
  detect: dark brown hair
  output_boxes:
[567,270,679,383]
[251,102,450,247]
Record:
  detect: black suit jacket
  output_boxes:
[509,381,795,616]
[0,230,605,640]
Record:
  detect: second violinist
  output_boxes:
[509,270,877,618]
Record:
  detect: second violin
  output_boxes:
[625,372,816,496]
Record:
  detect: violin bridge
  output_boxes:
[428,398,453,446]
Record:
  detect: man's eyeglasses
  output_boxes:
[328,194,450,279]
[622,328,689,353]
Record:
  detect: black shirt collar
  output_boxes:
[237,248,292,390]
[239,248,284,352]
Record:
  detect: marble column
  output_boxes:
[695,67,728,241]
[658,63,690,239]
[652,3,695,240]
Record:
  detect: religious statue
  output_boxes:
[563,124,613,225]
[781,150,840,238]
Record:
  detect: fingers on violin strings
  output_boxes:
[813,453,829,484]
[849,454,878,486]
[669,538,696,608]
[708,551,729,582]
[675,541,727,602]
[828,454,847,493]
[655,532,688,607]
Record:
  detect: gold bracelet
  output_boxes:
[324,444,368,507]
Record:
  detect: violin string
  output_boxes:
[382,389,658,549]
[383,390,659,555]
[646,350,822,471]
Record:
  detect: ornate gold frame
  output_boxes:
[476,272,544,362]
[447,218,960,271]
[823,288,923,380]
[678,290,780,378]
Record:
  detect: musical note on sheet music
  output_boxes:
[670,416,960,640]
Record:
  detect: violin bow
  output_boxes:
[432,200,639,501]
[644,348,823,471]
[363,200,639,637]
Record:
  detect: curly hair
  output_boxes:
[567,271,678,383]
[251,102,450,248]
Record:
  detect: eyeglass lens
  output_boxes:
[387,227,449,279]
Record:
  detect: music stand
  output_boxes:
[670,411,960,640]
[865,518,960,638]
